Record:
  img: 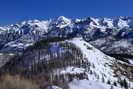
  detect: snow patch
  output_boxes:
[69,79,122,89]
[60,66,85,74]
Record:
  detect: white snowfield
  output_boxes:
[60,66,85,74]
[69,38,117,83]
[129,59,133,65]
[46,80,123,89]
[46,85,62,89]
[69,79,122,89]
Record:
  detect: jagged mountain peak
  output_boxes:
[1,16,133,30]
[56,16,70,22]
[50,16,71,29]
[0,16,132,55]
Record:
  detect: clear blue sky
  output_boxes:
[0,0,132,26]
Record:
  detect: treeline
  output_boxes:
[0,38,87,82]
[107,53,133,63]
[25,37,73,51]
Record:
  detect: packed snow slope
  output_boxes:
[69,79,122,89]
[43,79,123,89]
[69,38,133,88]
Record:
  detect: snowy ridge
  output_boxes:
[69,38,117,83]
[0,16,132,56]
[68,38,132,89]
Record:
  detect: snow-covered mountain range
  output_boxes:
[0,16,133,55]
[0,16,133,89]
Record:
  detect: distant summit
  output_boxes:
[0,16,133,55]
